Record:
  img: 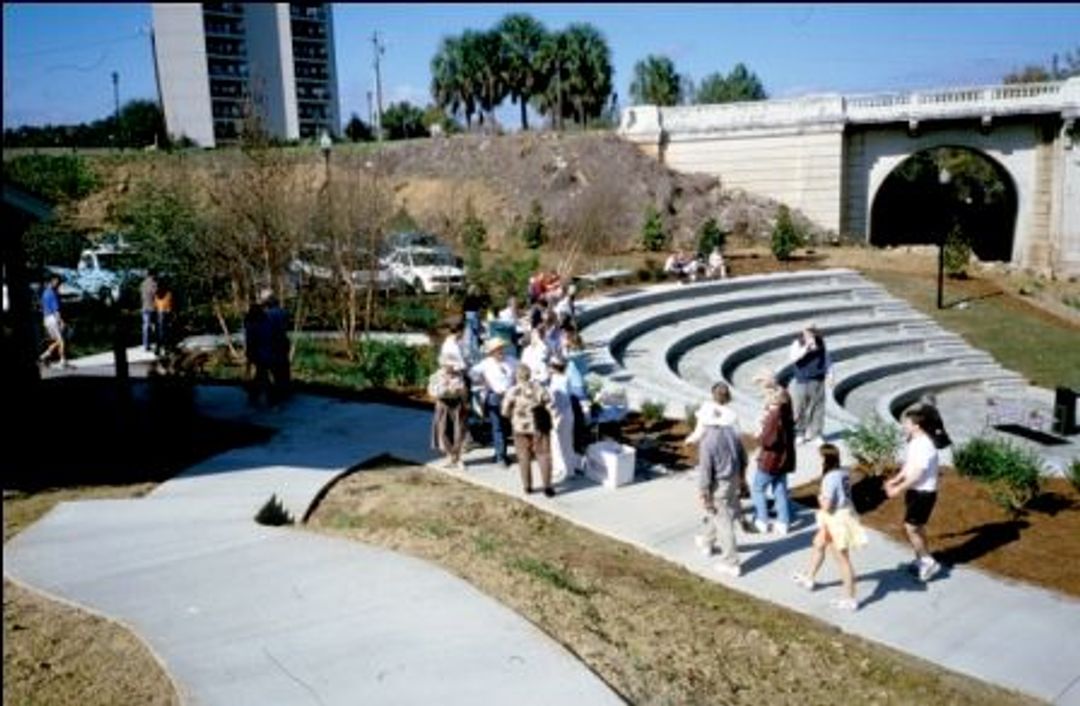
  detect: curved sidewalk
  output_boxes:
[443,450,1080,706]
[3,388,623,706]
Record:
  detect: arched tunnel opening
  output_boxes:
[870,146,1018,262]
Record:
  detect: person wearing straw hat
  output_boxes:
[471,337,517,467]
[428,350,469,469]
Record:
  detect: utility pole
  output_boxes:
[372,31,385,141]
[366,90,373,128]
[112,71,121,150]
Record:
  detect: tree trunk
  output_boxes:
[213,301,239,358]
[520,97,529,131]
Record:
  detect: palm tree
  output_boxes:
[431,35,477,129]
[533,30,570,129]
[496,13,548,131]
[471,29,507,129]
[629,54,683,106]
[561,23,613,128]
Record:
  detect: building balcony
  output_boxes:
[290,5,327,22]
[203,3,244,18]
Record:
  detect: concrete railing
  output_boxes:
[620,78,1080,139]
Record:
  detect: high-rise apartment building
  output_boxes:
[152,3,340,147]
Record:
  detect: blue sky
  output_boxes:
[3,3,1076,129]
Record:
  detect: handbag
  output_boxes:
[532,403,553,434]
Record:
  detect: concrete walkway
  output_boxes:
[6,382,1080,704]
[3,387,623,706]
[441,450,1080,706]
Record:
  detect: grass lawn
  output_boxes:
[861,268,1080,389]
[308,463,1038,706]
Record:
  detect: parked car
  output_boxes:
[74,244,146,304]
[383,246,465,294]
[288,243,398,293]
[383,230,444,254]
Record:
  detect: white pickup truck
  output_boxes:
[75,244,146,304]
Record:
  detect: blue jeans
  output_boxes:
[751,469,791,527]
[142,310,154,350]
[485,393,509,463]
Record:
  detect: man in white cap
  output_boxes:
[470,337,517,466]
[685,382,747,577]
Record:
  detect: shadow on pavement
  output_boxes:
[3,376,274,492]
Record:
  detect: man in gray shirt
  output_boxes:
[686,383,748,577]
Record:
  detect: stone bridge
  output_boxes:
[619,78,1080,276]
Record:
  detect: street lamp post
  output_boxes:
[320,129,332,179]
[937,167,952,310]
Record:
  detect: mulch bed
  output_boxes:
[792,469,1080,598]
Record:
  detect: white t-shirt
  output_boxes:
[904,433,939,492]
[439,335,466,370]
[471,356,516,395]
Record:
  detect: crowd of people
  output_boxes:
[683,326,951,611]
[427,279,952,613]
[427,274,586,498]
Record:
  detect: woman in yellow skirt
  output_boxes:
[793,443,867,611]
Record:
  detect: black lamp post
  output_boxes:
[937,167,952,310]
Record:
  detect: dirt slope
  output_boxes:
[71,132,828,252]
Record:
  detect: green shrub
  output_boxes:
[640,399,666,428]
[846,416,903,476]
[641,205,667,252]
[520,200,546,250]
[953,436,1044,513]
[3,154,101,202]
[1067,457,1080,492]
[255,494,294,526]
[696,217,726,258]
[770,205,804,261]
[943,225,972,278]
[355,340,437,388]
[462,200,487,251]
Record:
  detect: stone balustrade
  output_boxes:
[620,78,1080,139]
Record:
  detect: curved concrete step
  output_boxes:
[577,268,865,329]
[613,299,885,416]
[708,317,937,390]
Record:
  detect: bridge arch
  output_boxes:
[868,145,1019,261]
[848,122,1044,265]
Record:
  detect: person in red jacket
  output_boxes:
[750,387,797,535]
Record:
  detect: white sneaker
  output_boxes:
[792,571,815,590]
[694,534,714,557]
[753,519,770,534]
[714,562,741,577]
[918,558,942,582]
[773,523,789,537]
[830,597,858,612]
